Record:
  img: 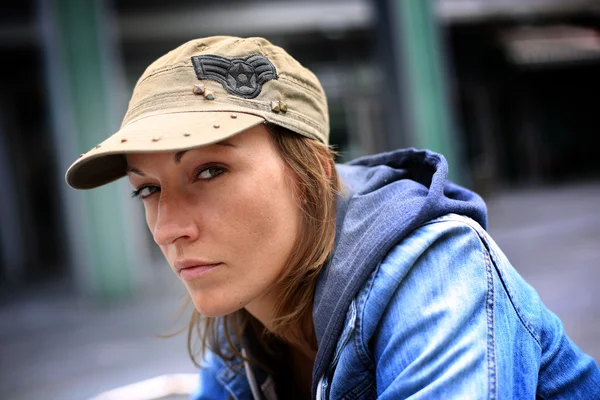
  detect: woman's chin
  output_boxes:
[190,297,243,318]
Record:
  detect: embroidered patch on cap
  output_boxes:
[191,54,278,99]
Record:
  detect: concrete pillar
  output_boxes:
[375,0,464,182]
[38,0,137,300]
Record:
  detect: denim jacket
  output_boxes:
[190,213,600,399]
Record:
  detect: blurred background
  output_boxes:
[1,0,599,398]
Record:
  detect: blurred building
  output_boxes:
[0,0,599,298]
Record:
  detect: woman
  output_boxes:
[66,36,599,399]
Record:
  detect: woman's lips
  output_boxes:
[178,263,222,280]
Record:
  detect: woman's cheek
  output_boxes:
[143,202,158,233]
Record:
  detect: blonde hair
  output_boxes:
[185,124,340,367]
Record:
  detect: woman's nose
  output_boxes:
[151,195,200,246]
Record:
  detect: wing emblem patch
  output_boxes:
[191,54,278,99]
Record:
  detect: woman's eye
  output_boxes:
[197,166,226,180]
[130,166,224,199]
[131,185,160,199]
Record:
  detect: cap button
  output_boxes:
[203,90,215,100]
[213,123,220,129]
[152,137,161,142]
[193,83,205,95]
[271,100,281,113]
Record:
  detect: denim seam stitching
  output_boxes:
[447,214,543,348]
[487,245,542,347]
[356,263,380,369]
[483,240,497,400]
[339,374,375,400]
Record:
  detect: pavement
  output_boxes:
[0,276,196,400]
[486,181,600,363]
[0,181,599,399]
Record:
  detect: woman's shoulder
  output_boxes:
[324,214,497,397]
[358,213,491,303]
[355,213,493,340]
[344,213,600,399]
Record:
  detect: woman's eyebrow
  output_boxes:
[126,167,146,176]
[174,151,188,164]
[174,140,238,164]
[127,139,239,174]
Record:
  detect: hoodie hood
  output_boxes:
[311,148,487,394]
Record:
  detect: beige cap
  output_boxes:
[66,36,329,189]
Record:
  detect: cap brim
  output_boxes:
[66,111,264,189]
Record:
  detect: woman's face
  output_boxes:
[126,125,302,319]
